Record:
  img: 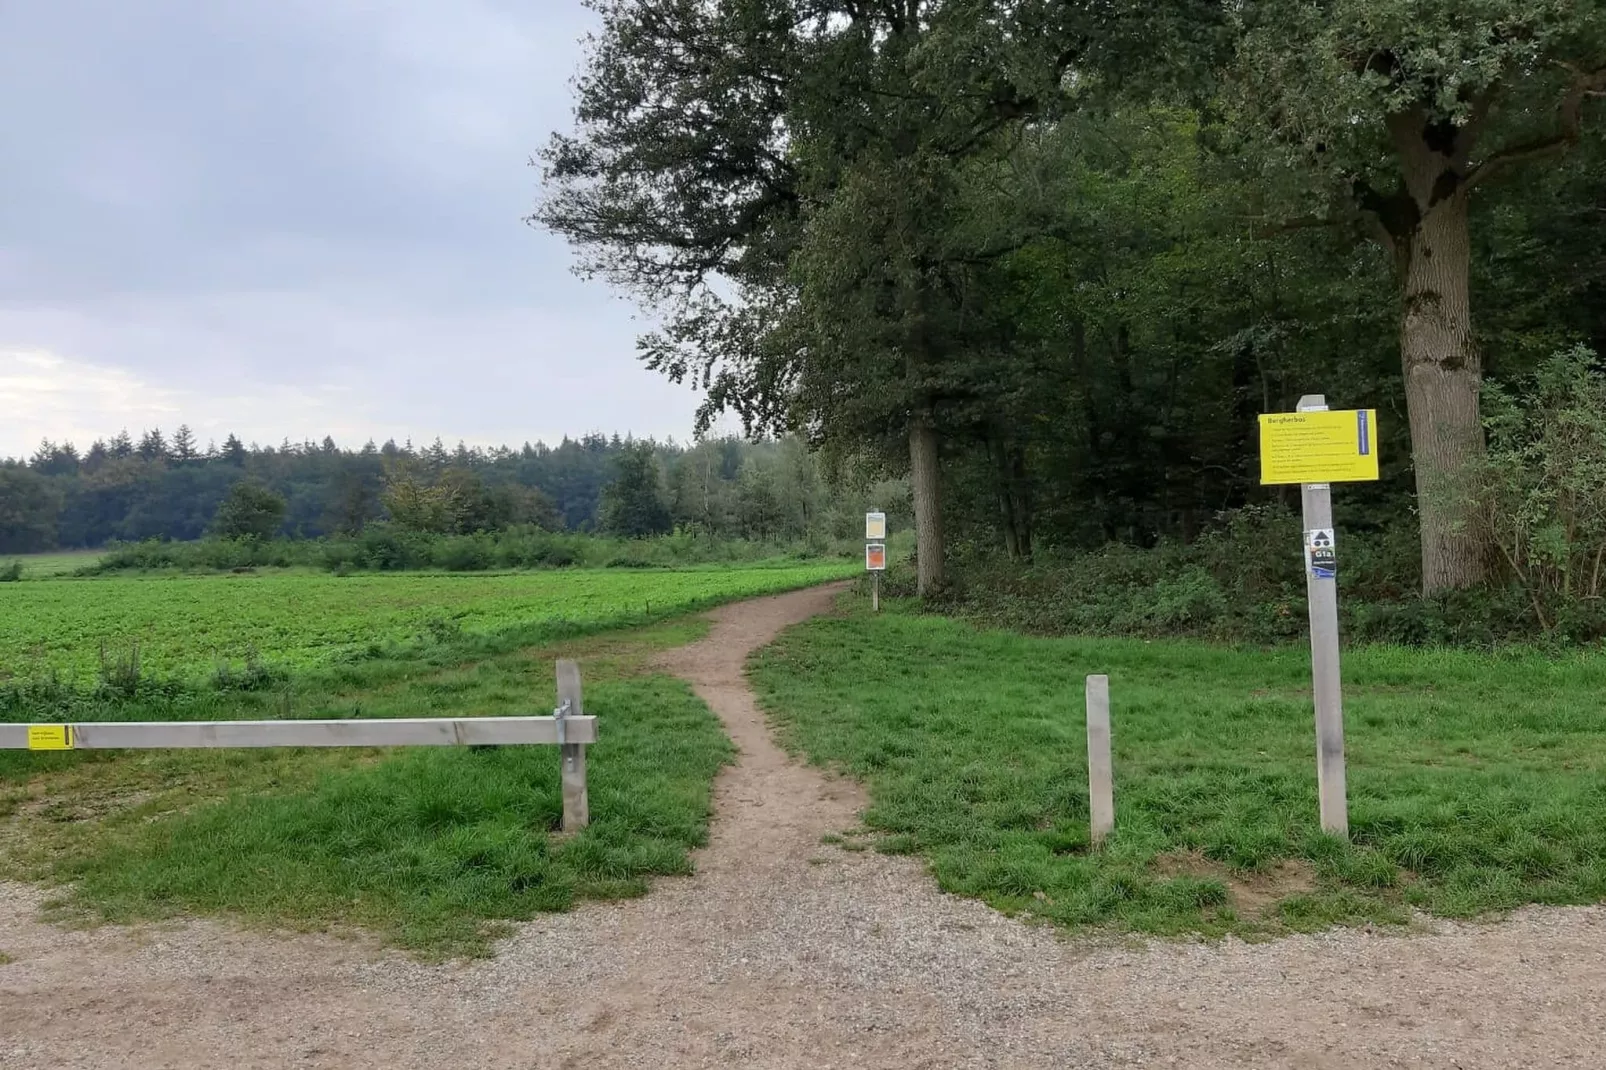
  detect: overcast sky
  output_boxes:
[0,0,706,459]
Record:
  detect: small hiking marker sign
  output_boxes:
[1304,528,1337,579]
[866,523,886,612]
[1258,408,1380,486]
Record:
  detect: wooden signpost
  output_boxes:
[1085,674,1114,844]
[865,512,887,611]
[556,658,590,831]
[1258,395,1380,838]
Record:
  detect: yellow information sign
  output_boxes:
[1259,409,1380,485]
[27,725,74,751]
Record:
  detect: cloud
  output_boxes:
[0,0,704,460]
[2,347,182,453]
[1,289,708,457]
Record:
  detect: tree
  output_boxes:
[0,467,63,553]
[212,481,286,540]
[667,439,740,536]
[381,472,463,534]
[1221,0,1606,592]
[539,0,1074,594]
[734,457,785,539]
[29,440,80,477]
[221,434,247,466]
[599,443,672,537]
[137,427,169,462]
[171,424,198,463]
[327,471,380,534]
[480,480,563,531]
[3,425,854,549]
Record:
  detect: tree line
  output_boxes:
[0,429,902,553]
[536,0,1606,599]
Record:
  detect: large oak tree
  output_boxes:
[1223,0,1606,592]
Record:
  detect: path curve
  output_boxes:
[3,584,1606,1068]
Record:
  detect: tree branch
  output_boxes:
[1246,215,1338,239]
[1465,64,1606,191]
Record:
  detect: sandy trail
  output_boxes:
[3,583,1605,1069]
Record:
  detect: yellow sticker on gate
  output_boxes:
[1259,409,1380,485]
[27,725,74,751]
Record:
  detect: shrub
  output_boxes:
[0,561,21,582]
[435,535,494,572]
[1477,346,1606,634]
[948,499,1606,648]
[212,647,287,692]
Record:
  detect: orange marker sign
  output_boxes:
[865,543,887,571]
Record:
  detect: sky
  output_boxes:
[0,0,707,460]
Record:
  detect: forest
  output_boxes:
[0,430,898,552]
[536,0,1606,637]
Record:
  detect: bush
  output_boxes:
[1477,346,1606,634]
[212,647,287,692]
[435,535,494,572]
[947,501,1606,648]
[80,529,852,577]
[0,561,21,582]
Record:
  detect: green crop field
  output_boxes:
[0,559,853,957]
[0,562,854,685]
[751,602,1606,940]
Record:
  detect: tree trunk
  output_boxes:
[1399,194,1486,592]
[1010,445,1033,561]
[990,436,1022,559]
[909,421,945,596]
[1385,109,1490,594]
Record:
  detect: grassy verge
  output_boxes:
[1,618,732,959]
[750,599,1606,938]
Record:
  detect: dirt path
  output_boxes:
[4,584,1606,1069]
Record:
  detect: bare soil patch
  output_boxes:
[1154,848,1317,918]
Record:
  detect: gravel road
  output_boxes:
[3,583,1605,1069]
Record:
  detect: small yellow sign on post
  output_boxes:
[1259,409,1379,485]
[27,725,74,751]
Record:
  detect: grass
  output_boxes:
[749,599,1606,939]
[1,618,734,959]
[0,561,855,685]
[2,550,103,580]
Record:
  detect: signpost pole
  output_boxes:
[1085,674,1114,845]
[866,511,886,612]
[1297,394,1349,838]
